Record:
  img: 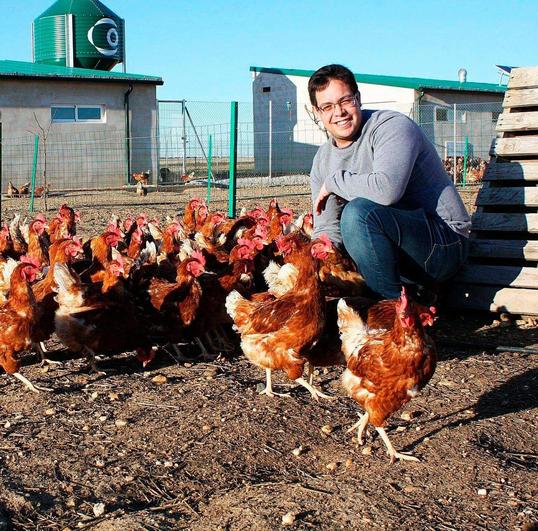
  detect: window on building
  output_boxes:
[435,106,467,123]
[51,106,76,121]
[51,105,105,123]
[262,87,271,93]
[435,107,449,122]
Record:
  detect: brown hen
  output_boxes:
[226,235,333,399]
[337,288,437,463]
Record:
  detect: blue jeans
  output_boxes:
[340,197,468,299]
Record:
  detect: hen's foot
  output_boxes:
[40,358,63,368]
[306,363,314,386]
[195,337,218,362]
[347,412,369,444]
[87,366,107,377]
[83,347,106,376]
[376,427,420,464]
[33,342,62,368]
[389,451,420,463]
[12,372,52,393]
[215,325,236,351]
[163,343,189,363]
[346,421,361,434]
[259,368,291,398]
[294,377,336,401]
[258,386,291,398]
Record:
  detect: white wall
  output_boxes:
[0,79,158,190]
[252,71,417,173]
[358,84,415,115]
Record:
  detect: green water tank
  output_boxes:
[33,0,125,70]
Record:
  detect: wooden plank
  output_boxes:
[472,212,538,233]
[503,88,538,108]
[484,161,538,181]
[456,264,538,288]
[496,112,538,132]
[476,187,538,207]
[508,67,538,89]
[447,285,538,315]
[495,136,538,157]
[469,239,538,261]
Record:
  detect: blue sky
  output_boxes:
[2,0,537,103]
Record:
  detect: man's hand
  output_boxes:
[314,183,330,215]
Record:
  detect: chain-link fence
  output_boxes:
[412,101,501,184]
[0,99,501,219]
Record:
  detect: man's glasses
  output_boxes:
[316,94,359,115]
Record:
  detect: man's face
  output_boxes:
[314,78,361,148]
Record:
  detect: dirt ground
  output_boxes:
[0,185,537,530]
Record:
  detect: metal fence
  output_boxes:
[412,101,501,184]
[0,99,501,219]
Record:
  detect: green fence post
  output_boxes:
[29,134,39,213]
[462,136,469,187]
[228,102,238,218]
[207,134,213,205]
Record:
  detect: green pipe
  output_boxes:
[228,102,238,218]
[207,134,213,205]
[29,134,39,213]
[462,136,469,187]
[124,84,133,185]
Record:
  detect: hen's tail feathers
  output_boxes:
[225,290,249,329]
[263,261,298,297]
[131,241,158,273]
[52,263,78,293]
[225,290,241,319]
[262,261,281,290]
[337,299,369,361]
[193,232,209,249]
[1,257,19,288]
[178,239,194,261]
[148,222,163,241]
[144,241,158,264]
[10,214,28,245]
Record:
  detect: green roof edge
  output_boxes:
[0,60,163,85]
[250,66,506,93]
[38,0,121,19]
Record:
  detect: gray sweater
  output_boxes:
[310,109,471,246]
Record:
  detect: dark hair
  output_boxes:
[308,64,359,107]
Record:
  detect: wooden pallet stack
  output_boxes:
[449,66,538,315]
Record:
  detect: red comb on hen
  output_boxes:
[191,250,206,266]
[20,255,41,268]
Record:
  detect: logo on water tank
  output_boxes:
[87,18,121,57]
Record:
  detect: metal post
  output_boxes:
[156,100,161,185]
[228,102,238,218]
[124,84,133,185]
[0,122,2,221]
[462,135,469,187]
[453,103,457,184]
[185,106,212,176]
[181,100,187,176]
[29,134,39,213]
[207,134,212,204]
[268,99,272,178]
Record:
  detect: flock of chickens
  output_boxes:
[443,156,488,184]
[7,180,49,198]
[0,198,437,463]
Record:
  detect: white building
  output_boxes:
[250,66,506,174]
[0,59,163,191]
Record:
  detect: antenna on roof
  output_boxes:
[496,65,514,86]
